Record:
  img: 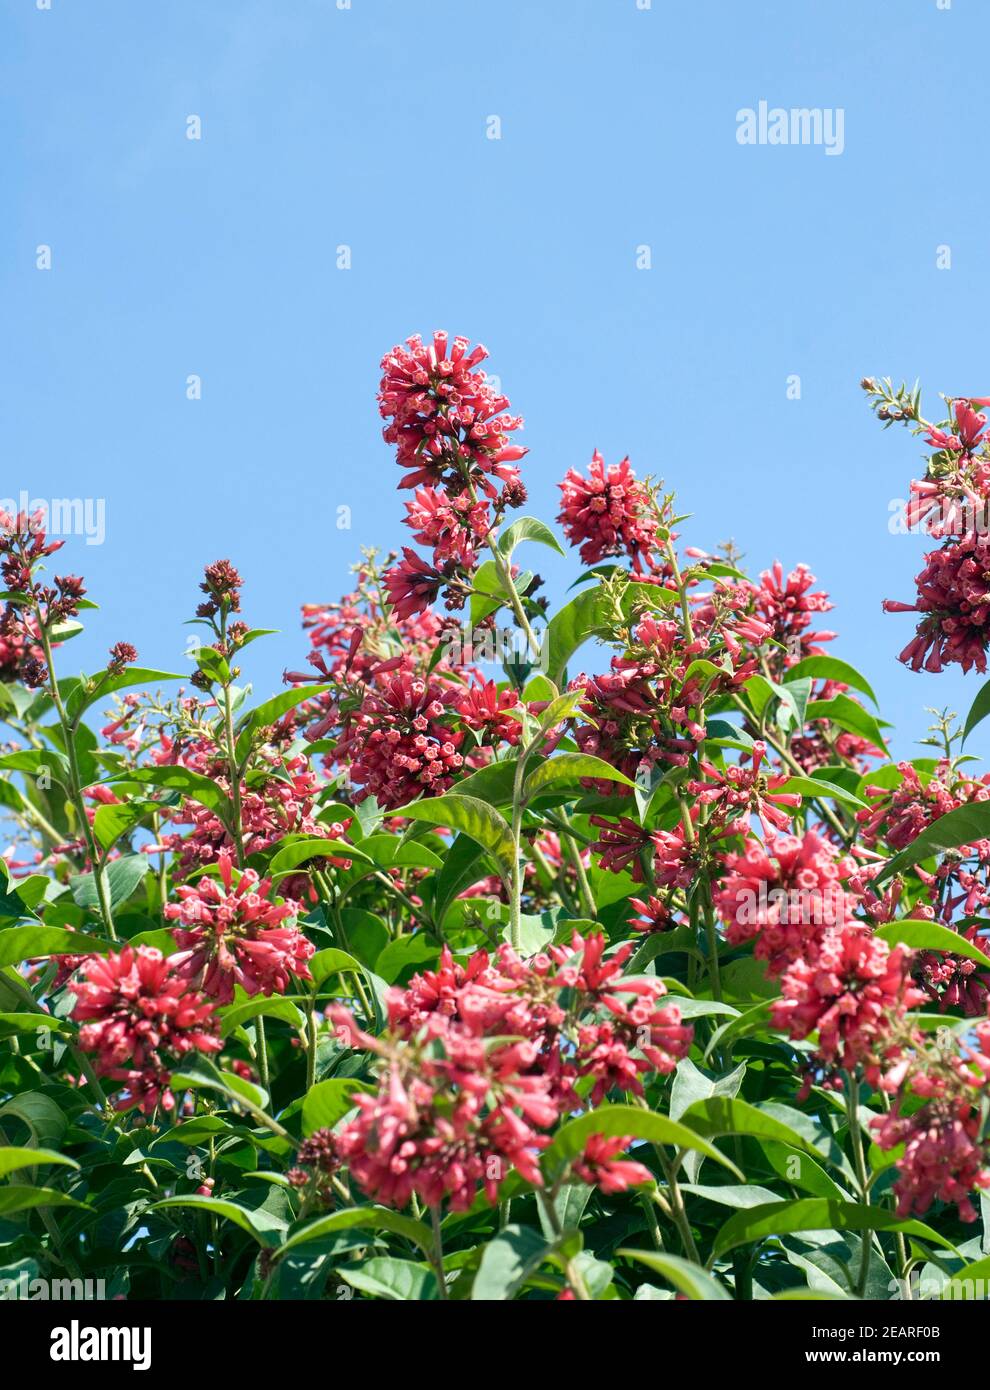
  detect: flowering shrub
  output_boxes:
[5,348,990,1303]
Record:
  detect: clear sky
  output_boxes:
[2,0,985,756]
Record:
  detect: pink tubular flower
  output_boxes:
[745,562,835,662]
[378,332,526,497]
[336,664,464,809]
[557,450,658,569]
[687,741,801,836]
[715,831,858,975]
[872,1100,990,1224]
[884,531,990,674]
[403,487,491,569]
[455,677,523,746]
[327,931,692,1211]
[383,547,447,620]
[70,946,220,1113]
[165,851,313,1004]
[571,1134,654,1194]
[772,926,924,1083]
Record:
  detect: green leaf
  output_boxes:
[168,1057,269,1114]
[337,1257,436,1301]
[451,759,519,806]
[497,516,565,562]
[963,679,990,743]
[400,795,515,882]
[0,927,109,967]
[617,1248,729,1300]
[712,1199,958,1260]
[431,833,484,926]
[0,1147,79,1178]
[301,1078,373,1137]
[92,801,155,852]
[545,582,675,687]
[524,752,635,798]
[279,1206,433,1259]
[310,947,364,987]
[783,656,878,705]
[237,685,333,741]
[69,853,148,912]
[0,1186,91,1215]
[472,1224,550,1300]
[879,803,990,882]
[670,1059,746,1181]
[876,919,990,971]
[680,1098,836,1169]
[150,1195,278,1247]
[64,668,185,721]
[546,1103,743,1179]
[0,749,71,787]
[218,996,305,1039]
[112,765,230,817]
[805,694,887,752]
[776,776,866,809]
[267,837,371,877]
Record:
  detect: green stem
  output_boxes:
[38,623,117,939]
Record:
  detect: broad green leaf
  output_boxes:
[150,1195,278,1247]
[670,1059,746,1181]
[301,1078,373,1136]
[879,803,990,882]
[472,1224,550,1301]
[805,694,887,752]
[112,765,230,817]
[64,668,184,720]
[0,1147,79,1178]
[0,927,109,967]
[337,1257,436,1301]
[169,1057,269,1114]
[524,753,635,799]
[680,1097,836,1169]
[401,795,515,882]
[712,1199,958,1259]
[450,759,518,806]
[267,837,371,877]
[963,679,990,743]
[783,656,878,705]
[92,801,156,852]
[69,853,148,912]
[310,947,363,987]
[617,1248,729,1300]
[218,996,306,1039]
[546,1103,743,1178]
[776,776,866,809]
[498,516,565,562]
[0,1186,91,1215]
[279,1206,433,1259]
[237,685,333,740]
[0,749,71,786]
[876,919,990,971]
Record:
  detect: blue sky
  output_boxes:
[2,0,985,756]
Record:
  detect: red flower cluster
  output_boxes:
[165,851,313,1004]
[870,388,990,671]
[378,332,526,495]
[873,1100,990,1224]
[335,666,465,809]
[328,932,690,1211]
[557,450,659,570]
[771,925,923,1085]
[715,831,858,976]
[71,946,221,1113]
